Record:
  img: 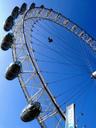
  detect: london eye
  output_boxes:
[1,2,96,128]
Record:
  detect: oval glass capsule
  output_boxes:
[4,16,14,31]
[20,102,41,122]
[5,61,22,80]
[11,6,19,19]
[29,3,35,10]
[20,3,27,14]
[1,33,14,51]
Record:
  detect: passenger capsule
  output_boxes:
[1,33,14,51]
[20,102,41,122]
[4,16,14,31]
[29,3,35,10]
[50,8,53,11]
[11,6,19,19]
[5,61,22,80]
[40,5,45,9]
[20,3,27,14]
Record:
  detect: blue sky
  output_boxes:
[0,0,96,128]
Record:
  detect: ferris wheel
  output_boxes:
[1,2,96,128]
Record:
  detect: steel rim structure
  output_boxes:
[3,4,96,128]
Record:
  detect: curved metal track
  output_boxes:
[12,6,96,128]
